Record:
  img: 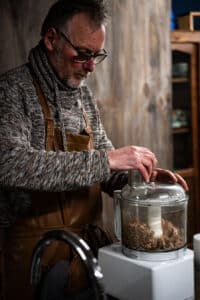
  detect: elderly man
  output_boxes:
[0,0,187,299]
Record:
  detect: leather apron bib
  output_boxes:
[1,81,113,300]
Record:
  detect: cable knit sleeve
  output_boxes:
[0,74,111,192]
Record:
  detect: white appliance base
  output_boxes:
[98,243,194,300]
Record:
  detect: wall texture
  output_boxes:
[0,0,55,73]
[88,0,172,168]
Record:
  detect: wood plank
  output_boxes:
[89,0,172,169]
[171,30,200,43]
[177,168,194,177]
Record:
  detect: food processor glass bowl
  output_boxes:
[119,170,188,261]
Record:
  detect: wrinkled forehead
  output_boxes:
[63,12,106,50]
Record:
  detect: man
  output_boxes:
[0,0,187,299]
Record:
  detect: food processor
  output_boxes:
[98,170,194,300]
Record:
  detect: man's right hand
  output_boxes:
[107,145,158,182]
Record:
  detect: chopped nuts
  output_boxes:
[122,219,184,251]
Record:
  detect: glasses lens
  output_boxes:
[93,54,107,64]
[74,52,91,63]
[73,50,108,64]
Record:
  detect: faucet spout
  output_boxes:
[30,229,107,300]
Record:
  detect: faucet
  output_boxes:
[30,229,107,300]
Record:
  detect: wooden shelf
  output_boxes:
[176,168,194,178]
[171,32,200,244]
[172,77,189,83]
[172,127,190,134]
[171,30,200,43]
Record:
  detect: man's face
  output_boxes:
[45,12,106,88]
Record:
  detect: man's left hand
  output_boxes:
[150,168,189,191]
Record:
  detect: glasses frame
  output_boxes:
[55,27,108,64]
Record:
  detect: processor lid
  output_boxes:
[121,170,188,206]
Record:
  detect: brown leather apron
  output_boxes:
[1,81,113,300]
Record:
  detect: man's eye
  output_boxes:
[78,50,90,55]
[77,52,91,59]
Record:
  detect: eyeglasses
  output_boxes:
[55,28,108,64]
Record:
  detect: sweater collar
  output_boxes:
[28,41,80,104]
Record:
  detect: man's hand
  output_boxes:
[107,146,158,182]
[107,146,188,191]
[150,168,189,191]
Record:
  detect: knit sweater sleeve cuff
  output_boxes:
[94,149,111,182]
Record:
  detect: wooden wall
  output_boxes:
[0,0,172,231]
[88,1,172,169]
[0,0,55,73]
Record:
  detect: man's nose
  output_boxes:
[82,59,95,73]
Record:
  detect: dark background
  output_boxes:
[172,0,200,29]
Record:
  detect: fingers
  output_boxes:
[137,163,150,182]
[142,155,156,176]
[131,146,158,181]
[150,168,176,182]
[150,168,189,191]
[107,147,188,191]
[150,169,158,181]
[174,173,189,191]
[107,145,158,182]
[139,157,154,182]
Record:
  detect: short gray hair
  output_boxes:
[41,0,110,37]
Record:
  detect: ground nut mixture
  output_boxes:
[122,218,184,251]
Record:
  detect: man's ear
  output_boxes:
[43,28,58,51]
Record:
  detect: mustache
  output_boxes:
[77,72,88,78]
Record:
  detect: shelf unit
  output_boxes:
[171,31,200,245]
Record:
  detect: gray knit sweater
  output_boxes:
[0,41,127,226]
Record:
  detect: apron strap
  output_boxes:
[33,80,59,151]
[82,108,94,149]
[33,78,94,151]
